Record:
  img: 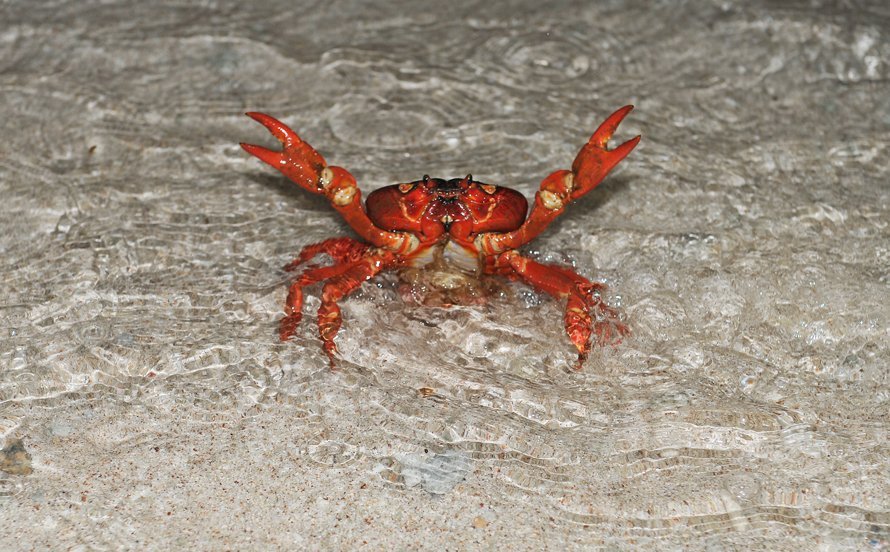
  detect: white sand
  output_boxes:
[1,0,888,549]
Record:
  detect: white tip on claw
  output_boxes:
[563,173,575,194]
[319,167,334,189]
[332,185,356,206]
[540,190,564,210]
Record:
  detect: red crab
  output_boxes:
[241,106,640,368]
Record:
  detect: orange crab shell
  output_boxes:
[365,176,528,245]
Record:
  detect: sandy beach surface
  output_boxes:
[1,0,888,549]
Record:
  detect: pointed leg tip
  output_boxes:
[574,352,588,370]
[279,315,303,341]
[324,345,339,369]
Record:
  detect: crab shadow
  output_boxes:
[244,171,336,215]
[532,175,632,240]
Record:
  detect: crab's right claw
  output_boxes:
[570,105,641,200]
[241,112,327,192]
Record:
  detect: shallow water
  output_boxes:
[1,0,888,549]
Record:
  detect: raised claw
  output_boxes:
[570,105,641,199]
[472,105,640,255]
[240,112,327,192]
[242,114,417,252]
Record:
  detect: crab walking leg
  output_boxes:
[280,260,366,341]
[283,237,369,272]
[492,251,628,365]
[540,264,629,345]
[241,112,418,254]
[279,238,371,340]
[317,252,398,362]
[476,106,640,255]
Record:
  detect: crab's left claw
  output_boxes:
[240,112,327,193]
[475,106,640,256]
[570,105,641,199]
[241,112,420,255]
